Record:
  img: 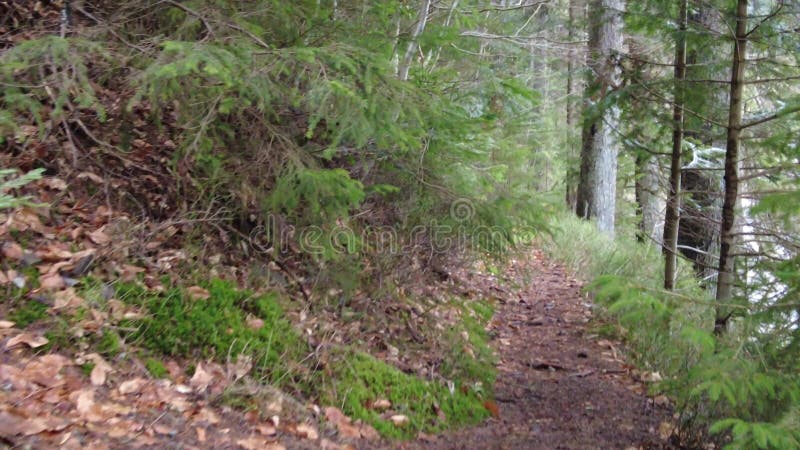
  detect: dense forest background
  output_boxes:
[1,0,799,448]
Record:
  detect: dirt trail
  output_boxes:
[399,250,673,450]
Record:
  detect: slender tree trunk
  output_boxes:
[663,0,688,290]
[398,0,432,81]
[565,0,584,209]
[575,0,624,237]
[426,0,459,71]
[716,0,749,328]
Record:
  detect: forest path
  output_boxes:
[399,250,673,450]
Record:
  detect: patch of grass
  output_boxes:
[97,330,122,356]
[80,362,95,377]
[324,350,490,439]
[588,321,620,339]
[115,279,308,387]
[145,357,168,379]
[42,318,74,352]
[8,299,48,327]
[215,387,259,411]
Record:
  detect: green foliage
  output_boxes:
[7,299,48,328]
[710,416,800,450]
[266,168,365,227]
[145,358,169,379]
[0,168,45,210]
[0,37,108,139]
[97,331,122,357]
[440,300,496,390]
[323,350,490,439]
[543,211,800,448]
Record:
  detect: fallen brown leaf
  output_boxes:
[88,227,111,246]
[2,241,23,260]
[294,423,319,440]
[119,378,147,395]
[371,399,391,411]
[389,415,409,427]
[236,436,286,450]
[256,423,277,436]
[40,273,66,290]
[483,400,500,418]
[190,362,214,392]
[53,288,85,310]
[324,406,360,438]
[6,332,49,349]
[41,177,68,190]
[246,318,265,330]
[187,286,210,300]
[228,354,253,382]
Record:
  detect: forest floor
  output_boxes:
[1,240,675,449]
[395,250,674,450]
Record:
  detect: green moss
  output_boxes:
[8,299,48,327]
[97,330,122,356]
[441,300,497,390]
[145,357,169,379]
[325,351,490,439]
[42,318,74,352]
[116,279,307,387]
[80,362,95,377]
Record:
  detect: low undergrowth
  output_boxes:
[323,350,491,439]
[323,299,496,440]
[541,211,800,449]
[2,267,497,440]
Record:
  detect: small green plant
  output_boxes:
[0,168,45,210]
[97,331,122,356]
[42,318,75,352]
[8,299,48,327]
[80,362,95,377]
[145,358,169,379]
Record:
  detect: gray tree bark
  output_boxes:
[575,0,624,237]
[565,0,585,209]
[635,153,664,245]
[398,0,432,81]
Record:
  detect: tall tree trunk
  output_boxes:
[663,0,688,290]
[565,0,584,209]
[398,0,432,81]
[575,0,624,237]
[716,0,749,329]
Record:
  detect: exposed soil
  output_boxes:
[396,250,674,450]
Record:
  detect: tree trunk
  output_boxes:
[635,152,664,245]
[426,0,459,71]
[565,0,584,209]
[716,0,749,328]
[663,0,688,290]
[398,0,432,81]
[575,0,624,237]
